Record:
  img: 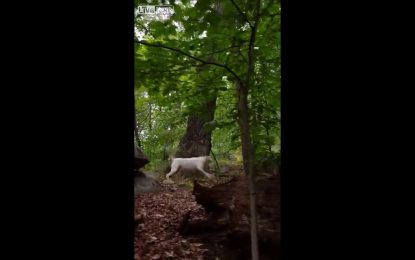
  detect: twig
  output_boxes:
[229,0,253,28]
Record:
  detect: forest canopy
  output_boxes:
[134,0,280,171]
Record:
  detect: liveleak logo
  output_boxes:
[136,5,156,14]
[136,5,174,15]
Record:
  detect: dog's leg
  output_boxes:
[196,166,215,180]
[166,166,180,180]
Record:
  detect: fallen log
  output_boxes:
[188,174,281,259]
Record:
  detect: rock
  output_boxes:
[134,171,162,196]
[135,146,149,170]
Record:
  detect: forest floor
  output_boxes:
[134,181,226,260]
[134,164,280,260]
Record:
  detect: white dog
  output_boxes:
[166,156,215,181]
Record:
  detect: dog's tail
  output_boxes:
[168,155,175,161]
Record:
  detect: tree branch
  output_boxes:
[200,44,242,58]
[245,0,262,88]
[135,40,244,87]
[229,0,253,28]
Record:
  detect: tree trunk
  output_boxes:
[134,111,141,147]
[175,52,217,158]
[236,81,259,260]
[148,103,152,130]
[175,97,216,158]
[238,0,262,258]
[135,130,141,147]
[134,122,141,147]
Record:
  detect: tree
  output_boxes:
[175,97,217,157]
[175,58,218,158]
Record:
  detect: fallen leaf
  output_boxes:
[148,236,157,242]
